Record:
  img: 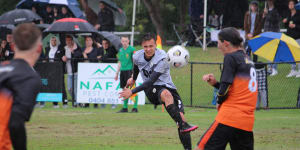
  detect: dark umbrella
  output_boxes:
[88,0,126,26]
[36,24,50,31]
[296,3,300,10]
[16,0,85,19]
[97,31,122,50]
[0,9,42,25]
[44,18,98,34]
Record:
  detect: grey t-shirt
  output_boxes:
[133,49,176,89]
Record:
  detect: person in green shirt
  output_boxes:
[115,36,138,113]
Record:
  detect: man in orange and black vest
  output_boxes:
[195,27,258,150]
[0,23,42,150]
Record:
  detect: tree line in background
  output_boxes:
[0,0,291,43]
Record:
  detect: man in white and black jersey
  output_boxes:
[119,33,198,150]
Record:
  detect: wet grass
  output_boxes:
[28,105,300,150]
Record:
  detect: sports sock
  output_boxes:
[165,104,184,126]
[123,99,128,109]
[133,97,138,109]
[178,128,192,150]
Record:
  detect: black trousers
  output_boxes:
[9,113,27,150]
[197,121,254,150]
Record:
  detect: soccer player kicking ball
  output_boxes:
[0,23,42,150]
[119,33,198,150]
[195,27,257,150]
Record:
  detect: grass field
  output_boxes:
[31,46,300,150]
[29,105,300,150]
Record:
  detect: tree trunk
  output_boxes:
[179,0,189,32]
[79,0,98,25]
[142,0,165,43]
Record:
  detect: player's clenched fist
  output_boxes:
[202,74,217,86]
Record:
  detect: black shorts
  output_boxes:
[120,70,132,88]
[197,121,254,150]
[144,85,184,113]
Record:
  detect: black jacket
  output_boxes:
[44,12,54,24]
[98,7,115,31]
[285,10,300,39]
[0,59,41,121]
[102,46,117,63]
[44,45,65,62]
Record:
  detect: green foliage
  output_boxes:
[0,0,20,15]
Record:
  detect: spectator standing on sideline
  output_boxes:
[53,7,60,22]
[102,39,118,63]
[188,0,204,46]
[0,39,7,60]
[59,6,71,19]
[4,33,14,60]
[81,36,103,108]
[101,39,118,109]
[244,1,263,62]
[0,23,42,150]
[255,62,268,110]
[62,35,83,108]
[44,36,68,108]
[284,0,300,78]
[44,5,54,24]
[95,2,115,32]
[263,0,281,76]
[115,36,138,113]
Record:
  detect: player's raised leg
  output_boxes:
[160,89,197,150]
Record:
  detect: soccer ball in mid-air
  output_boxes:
[167,45,190,68]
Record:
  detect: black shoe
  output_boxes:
[131,108,138,113]
[154,105,158,109]
[117,108,128,113]
[180,122,198,133]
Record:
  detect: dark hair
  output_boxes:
[65,35,73,40]
[102,38,110,45]
[218,27,243,47]
[141,33,156,44]
[13,23,41,51]
[288,0,296,4]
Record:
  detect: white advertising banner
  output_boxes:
[76,63,145,105]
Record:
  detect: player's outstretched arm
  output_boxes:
[120,71,162,100]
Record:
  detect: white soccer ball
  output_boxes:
[167,45,190,68]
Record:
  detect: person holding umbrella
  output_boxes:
[4,33,14,60]
[95,2,115,32]
[101,38,118,109]
[262,0,281,76]
[62,35,83,108]
[81,36,103,108]
[43,5,54,24]
[283,0,300,78]
[0,39,7,60]
[59,6,71,19]
[44,36,68,108]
